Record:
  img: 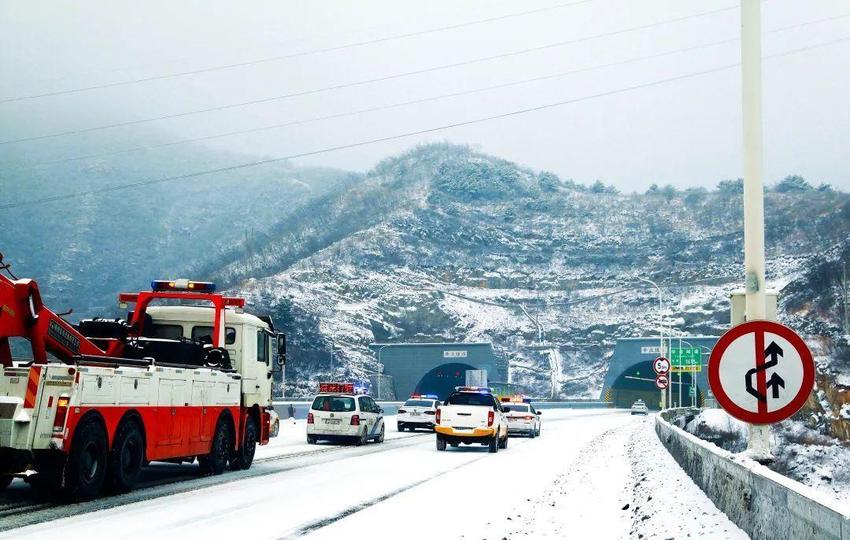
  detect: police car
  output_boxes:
[501,396,542,438]
[306,383,386,445]
[397,394,441,432]
[630,399,649,415]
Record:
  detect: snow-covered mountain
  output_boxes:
[213,143,850,401]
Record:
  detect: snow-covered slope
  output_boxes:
[224,143,850,400]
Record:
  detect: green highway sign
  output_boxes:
[670,347,702,372]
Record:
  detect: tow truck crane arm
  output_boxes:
[0,263,108,367]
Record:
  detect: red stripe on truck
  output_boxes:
[23,366,42,408]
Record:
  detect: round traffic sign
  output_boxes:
[708,320,814,424]
[653,357,671,375]
[655,374,669,390]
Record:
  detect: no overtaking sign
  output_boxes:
[708,320,814,425]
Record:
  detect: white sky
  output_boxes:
[1,0,848,191]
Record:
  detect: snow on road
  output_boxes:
[1,411,746,540]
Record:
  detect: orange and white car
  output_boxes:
[434,387,509,453]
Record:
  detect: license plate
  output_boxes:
[323,418,341,425]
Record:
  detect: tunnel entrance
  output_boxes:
[608,361,702,410]
[414,362,477,400]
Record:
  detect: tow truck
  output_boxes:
[0,258,284,499]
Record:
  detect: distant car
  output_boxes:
[630,399,649,415]
[397,395,441,431]
[435,386,509,453]
[307,385,385,445]
[504,401,542,437]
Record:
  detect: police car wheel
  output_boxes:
[375,424,385,443]
[529,429,536,439]
[355,428,368,446]
[499,433,508,449]
[436,436,447,451]
[0,476,11,490]
[397,423,404,432]
[307,435,318,445]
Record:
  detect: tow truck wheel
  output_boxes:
[436,436,447,451]
[0,476,11,490]
[107,419,144,493]
[64,417,108,500]
[199,417,231,476]
[231,416,258,471]
[488,434,498,454]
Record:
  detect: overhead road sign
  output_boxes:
[671,347,702,372]
[708,320,814,425]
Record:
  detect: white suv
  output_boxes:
[307,392,386,445]
[397,395,441,431]
[435,387,509,453]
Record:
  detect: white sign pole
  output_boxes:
[741,0,771,461]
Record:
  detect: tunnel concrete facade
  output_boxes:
[600,336,718,409]
[370,342,507,400]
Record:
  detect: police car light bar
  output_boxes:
[318,382,355,394]
[411,393,439,400]
[455,386,492,394]
[151,279,216,293]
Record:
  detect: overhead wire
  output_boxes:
[0,0,596,104]
[16,11,850,171]
[0,5,738,146]
[2,34,847,211]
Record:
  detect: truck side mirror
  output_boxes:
[274,333,286,372]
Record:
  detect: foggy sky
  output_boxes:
[1,0,848,192]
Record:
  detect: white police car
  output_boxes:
[397,394,441,432]
[306,383,386,445]
[501,396,542,438]
[630,399,649,415]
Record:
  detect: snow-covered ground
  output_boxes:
[2,411,746,540]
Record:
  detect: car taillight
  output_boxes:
[487,410,494,427]
[350,414,360,426]
[435,408,441,424]
[307,412,314,424]
[424,410,435,415]
[523,415,535,421]
[53,394,70,436]
[397,409,407,414]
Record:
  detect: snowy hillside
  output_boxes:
[223,144,850,400]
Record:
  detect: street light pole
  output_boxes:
[741,0,772,460]
[639,277,666,408]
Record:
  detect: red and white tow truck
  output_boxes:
[0,260,284,499]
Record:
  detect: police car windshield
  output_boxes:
[508,404,530,412]
[311,396,356,412]
[404,400,433,407]
[446,392,494,406]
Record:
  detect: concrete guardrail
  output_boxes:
[655,411,850,540]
